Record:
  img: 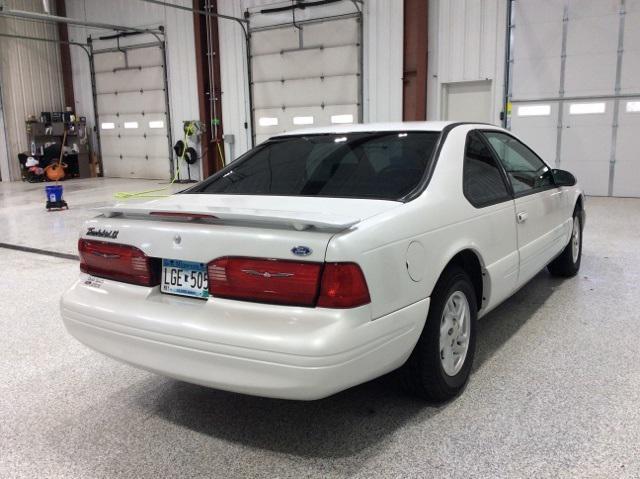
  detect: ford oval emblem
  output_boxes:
[291,245,312,257]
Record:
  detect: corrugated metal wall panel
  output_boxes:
[217,0,252,162]
[65,0,200,179]
[426,0,507,124]
[0,0,65,181]
[363,0,404,123]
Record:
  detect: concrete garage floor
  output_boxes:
[1,180,640,478]
[0,178,185,256]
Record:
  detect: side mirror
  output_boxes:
[552,169,576,187]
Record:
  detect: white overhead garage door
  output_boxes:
[509,0,640,197]
[250,16,362,145]
[94,43,171,179]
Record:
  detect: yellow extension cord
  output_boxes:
[113,122,224,200]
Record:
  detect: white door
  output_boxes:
[483,131,567,285]
[462,131,519,309]
[443,81,492,123]
[250,17,361,145]
[94,44,170,179]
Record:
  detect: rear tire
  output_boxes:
[400,266,477,402]
[548,208,582,277]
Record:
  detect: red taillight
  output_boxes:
[207,257,370,308]
[317,263,371,308]
[78,239,159,287]
[208,257,323,306]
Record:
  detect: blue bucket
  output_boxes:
[45,185,63,203]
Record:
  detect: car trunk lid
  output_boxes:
[83,194,400,265]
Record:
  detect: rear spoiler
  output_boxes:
[96,205,360,231]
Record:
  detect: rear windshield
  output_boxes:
[192,132,440,200]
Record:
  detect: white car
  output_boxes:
[61,121,585,402]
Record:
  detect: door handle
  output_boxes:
[517,212,528,223]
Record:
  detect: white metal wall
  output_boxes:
[0,0,65,181]
[217,0,404,162]
[65,0,201,180]
[509,0,640,197]
[427,0,508,125]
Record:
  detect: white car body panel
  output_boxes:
[61,121,584,399]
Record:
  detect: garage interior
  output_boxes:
[1,0,639,478]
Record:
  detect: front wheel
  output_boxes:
[400,267,477,402]
[548,208,582,277]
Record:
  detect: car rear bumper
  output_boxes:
[61,275,429,400]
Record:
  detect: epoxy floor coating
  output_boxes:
[1,179,639,478]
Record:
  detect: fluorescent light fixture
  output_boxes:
[398,132,408,138]
[334,136,347,143]
[101,122,115,130]
[124,121,139,129]
[148,120,164,129]
[569,102,605,115]
[626,101,640,113]
[259,117,278,127]
[517,104,551,117]
[293,116,314,125]
[331,114,354,124]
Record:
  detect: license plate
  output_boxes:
[161,259,209,299]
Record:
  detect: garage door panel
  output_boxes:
[303,18,358,46]
[628,0,640,12]
[567,0,619,19]
[95,66,165,93]
[612,161,640,196]
[620,52,640,94]
[94,43,170,180]
[254,103,358,141]
[511,102,559,164]
[514,0,565,24]
[624,12,640,50]
[93,51,126,72]
[561,126,611,162]
[512,57,560,98]
[513,22,563,61]
[101,154,167,179]
[101,156,130,178]
[511,2,638,197]
[97,90,166,115]
[250,16,361,140]
[252,45,358,83]
[251,28,300,55]
[613,101,640,197]
[253,75,358,109]
[101,136,167,159]
[562,159,610,196]
[564,54,617,96]
[125,47,164,68]
[566,16,618,55]
[561,101,613,196]
[94,48,163,74]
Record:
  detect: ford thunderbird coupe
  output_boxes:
[61,121,585,402]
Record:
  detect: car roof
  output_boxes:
[272,121,464,137]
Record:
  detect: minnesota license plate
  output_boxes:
[161,259,209,299]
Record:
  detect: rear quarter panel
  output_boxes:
[326,125,520,320]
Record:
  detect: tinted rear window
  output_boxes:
[193,132,440,200]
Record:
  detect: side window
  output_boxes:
[483,132,554,195]
[463,132,512,208]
